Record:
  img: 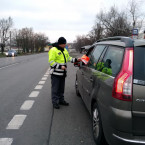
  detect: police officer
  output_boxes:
[48,37,78,109]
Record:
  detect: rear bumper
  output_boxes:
[102,122,145,145]
[101,106,145,145]
[113,133,145,145]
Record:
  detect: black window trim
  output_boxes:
[87,44,108,68]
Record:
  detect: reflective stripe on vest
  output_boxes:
[52,72,64,76]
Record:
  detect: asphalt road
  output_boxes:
[0,52,96,145]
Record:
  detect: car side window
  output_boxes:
[88,45,106,69]
[96,46,124,77]
[86,46,94,57]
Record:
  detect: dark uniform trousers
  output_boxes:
[51,75,65,105]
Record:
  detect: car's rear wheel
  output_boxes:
[92,103,107,145]
[75,77,81,97]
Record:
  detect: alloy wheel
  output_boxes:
[93,107,100,139]
[75,78,80,97]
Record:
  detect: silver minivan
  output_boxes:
[75,37,145,145]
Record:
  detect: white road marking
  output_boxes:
[0,63,19,70]
[0,138,13,145]
[45,69,50,75]
[41,77,47,80]
[34,85,43,90]
[46,68,50,72]
[6,115,27,129]
[20,100,34,110]
[29,91,39,97]
[3,71,49,138]
[38,81,45,85]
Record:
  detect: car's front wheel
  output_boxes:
[92,103,107,145]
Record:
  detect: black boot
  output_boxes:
[59,100,69,106]
[53,103,60,109]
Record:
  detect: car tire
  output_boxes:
[75,77,81,97]
[92,103,107,145]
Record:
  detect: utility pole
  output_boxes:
[10,31,11,50]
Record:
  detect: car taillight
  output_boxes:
[112,48,133,101]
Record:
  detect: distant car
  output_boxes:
[6,50,17,57]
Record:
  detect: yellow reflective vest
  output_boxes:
[48,47,75,76]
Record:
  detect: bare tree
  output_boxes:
[16,28,34,53]
[96,6,132,37]
[34,33,48,52]
[13,27,49,53]
[74,2,145,52]
[88,23,104,42]
[0,17,13,53]
[73,35,92,52]
[128,0,144,31]
[12,29,21,53]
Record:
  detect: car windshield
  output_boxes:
[134,46,145,85]
[8,50,15,52]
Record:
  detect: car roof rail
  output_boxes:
[96,36,134,47]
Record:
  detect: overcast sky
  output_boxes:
[0,0,144,42]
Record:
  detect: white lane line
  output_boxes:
[45,69,50,75]
[34,85,43,90]
[0,63,19,70]
[46,68,50,72]
[44,75,48,77]
[20,100,35,110]
[29,91,39,97]
[0,138,13,145]
[41,77,47,80]
[38,81,45,85]
[6,115,27,129]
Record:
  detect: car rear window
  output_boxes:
[101,46,124,77]
[134,46,145,85]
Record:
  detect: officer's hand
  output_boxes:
[77,58,81,62]
[61,66,66,70]
[74,58,81,63]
